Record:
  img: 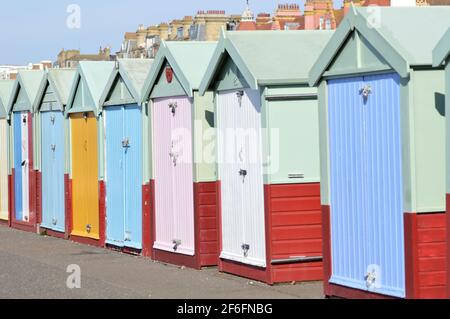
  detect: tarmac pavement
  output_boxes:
[0,225,323,299]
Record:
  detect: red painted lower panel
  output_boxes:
[413,212,447,299]
[195,182,218,267]
[268,183,323,283]
[217,182,323,285]
[219,258,270,283]
[70,235,103,247]
[40,227,66,239]
[142,182,152,258]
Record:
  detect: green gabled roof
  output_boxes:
[66,61,115,115]
[433,28,450,67]
[47,69,77,107]
[199,29,334,95]
[100,59,154,107]
[141,41,217,101]
[0,80,15,118]
[8,70,46,113]
[309,6,450,86]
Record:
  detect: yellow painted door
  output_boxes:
[0,119,8,221]
[71,113,99,239]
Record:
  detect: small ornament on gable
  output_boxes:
[165,65,174,84]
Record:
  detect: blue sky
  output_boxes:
[0,0,344,65]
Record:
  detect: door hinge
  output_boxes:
[236,91,244,107]
[359,85,372,99]
[50,115,56,124]
[241,244,250,257]
[173,239,181,251]
[169,102,178,116]
[239,169,247,183]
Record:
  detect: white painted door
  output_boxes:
[240,90,266,267]
[218,89,266,267]
[21,112,30,222]
[217,91,244,262]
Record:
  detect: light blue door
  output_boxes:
[41,111,65,232]
[327,73,405,298]
[105,104,142,249]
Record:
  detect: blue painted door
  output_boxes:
[41,111,65,232]
[13,111,30,222]
[327,73,405,298]
[105,104,142,249]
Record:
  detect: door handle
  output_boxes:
[51,144,56,152]
[169,150,179,166]
[21,160,27,167]
[122,138,130,148]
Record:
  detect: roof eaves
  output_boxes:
[353,13,409,77]
[309,16,356,86]
[432,28,450,67]
[118,67,142,104]
[224,37,258,90]
[198,40,227,96]
[99,68,120,109]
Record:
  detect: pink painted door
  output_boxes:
[153,96,194,256]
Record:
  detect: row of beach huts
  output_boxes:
[1,6,450,299]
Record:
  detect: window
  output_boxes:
[177,27,184,40]
[326,19,331,30]
[319,17,324,30]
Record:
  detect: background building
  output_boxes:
[56,47,114,68]
[0,60,52,80]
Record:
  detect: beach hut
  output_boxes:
[309,6,449,298]
[7,70,46,232]
[140,42,218,268]
[199,30,333,284]
[0,80,14,224]
[36,69,76,238]
[65,61,115,246]
[433,27,450,300]
[99,59,153,254]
